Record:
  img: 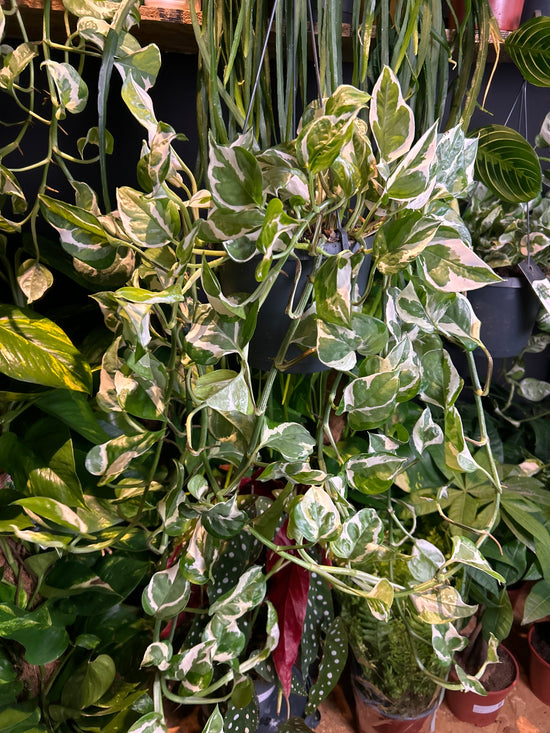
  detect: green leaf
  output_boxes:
[120,75,158,133]
[128,713,168,733]
[289,486,341,542]
[35,390,109,444]
[117,187,180,247]
[338,372,399,431]
[194,370,253,415]
[431,623,467,665]
[330,508,383,560]
[0,703,43,733]
[42,61,88,116]
[0,305,92,392]
[61,654,116,710]
[419,236,501,292]
[369,65,414,163]
[260,422,315,461]
[14,497,89,533]
[209,566,266,620]
[385,123,437,201]
[449,536,505,582]
[202,706,224,733]
[114,43,161,91]
[315,254,352,327]
[505,16,550,87]
[201,497,247,539]
[375,212,439,274]
[141,641,172,671]
[0,43,38,90]
[411,587,477,623]
[474,125,542,204]
[17,260,53,303]
[345,450,408,494]
[142,562,190,620]
[408,539,445,583]
[85,430,163,483]
[128,712,168,733]
[209,138,264,209]
[523,580,550,624]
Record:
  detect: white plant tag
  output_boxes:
[518,260,550,317]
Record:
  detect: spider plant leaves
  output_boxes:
[369,66,414,163]
[0,306,92,393]
[505,16,550,87]
[473,125,542,204]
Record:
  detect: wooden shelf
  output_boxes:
[1,0,202,54]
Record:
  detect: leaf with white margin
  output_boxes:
[259,422,315,462]
[208,138,264,210]
[0,42,38,90]
[449,536,505,582]
[297,114,355,175]
[344,451,408,495]
[114,44,161,91]
[209,566,266,621]
[454,664,487,695]
[419,348,462,410]
[408,539,445,583]
[141,641,173,671]
[112,284,184,304]
[202,706,224,733]
[418,236,501,292]
[0,6,4,40]
[289,486,341,542]
[374,212,440,275]
[317,313,388,371]
[201,496,247,540]
[14,497,89,533]
[369,66,414,163]
[201,257,248,318]
[445,406,482,473]
[194,369,253,415]
[180,523,213,584]
[42,61,88,116]
[186,305,242,364]
[142,561,191,620]
[166,640,216,693]
[128,711,168,733]
[411,586,477,623]
[315,254,353,328]
[387,338,421,401]
[412,408,444,454]
[365,578,394,621]
[431,623,468,665]
[117,187,180,248]
[121,75,158,133]
[330,508,383,560]
[202,615,246,663]
[386,123,438,202]
[433,125,478,198]
[86,430,163,483]
[337,372,400,431]
[240,600,279,672]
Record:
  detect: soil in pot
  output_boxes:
[445,645,519,727]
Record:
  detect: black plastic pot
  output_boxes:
[467,276,540,359]
[219,240,372,373]
[255,671,321,732]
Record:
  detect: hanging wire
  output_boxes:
[244,0,280,130]
[505,80,532,266]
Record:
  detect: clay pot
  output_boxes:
[488,0,527,29]
[444,646,519,727]
[528,623,550,705]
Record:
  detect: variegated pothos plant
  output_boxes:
[0,5,507,728]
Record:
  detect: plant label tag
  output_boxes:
[518,260,550,317]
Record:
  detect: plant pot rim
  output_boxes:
[450,644,519,696]
[528,624,550,669]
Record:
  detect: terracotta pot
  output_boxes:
[445,646,519,727]
[528,623,550,705]
[451,0,526,29]
[352,682,441,733]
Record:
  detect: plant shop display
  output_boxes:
[0,2,536,733]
